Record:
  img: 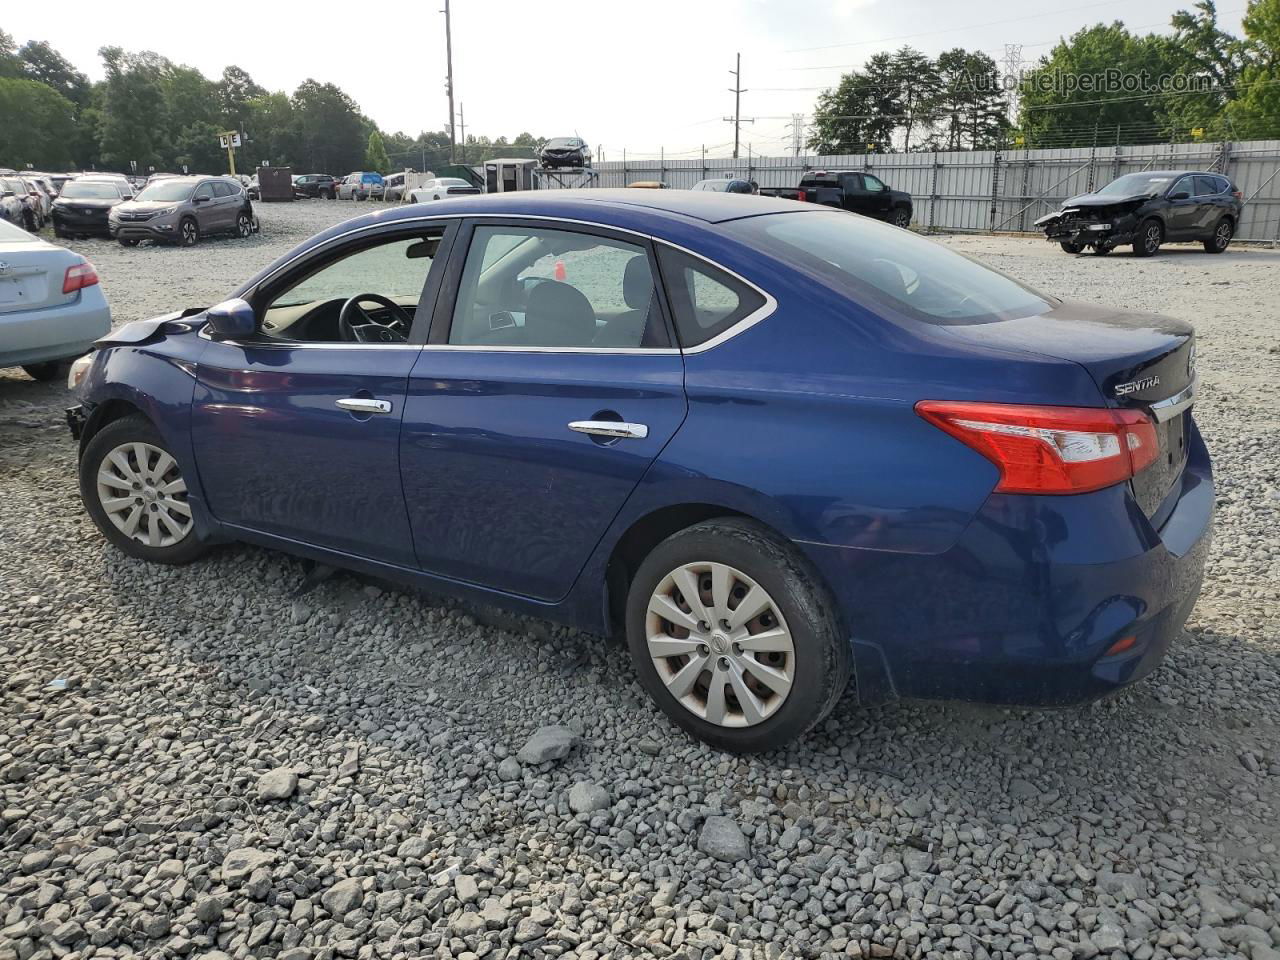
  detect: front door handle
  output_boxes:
[568,420,649,439]
[336,397,393,415]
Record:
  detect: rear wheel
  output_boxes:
[1133,218,1162,257]
[1060,241,1084,254]
[79,415,206,564]
[1204,217,1232,253]
[178,217,199,247]
[235,212,253,238]
[21,360,67,381]
[625,518,851,752]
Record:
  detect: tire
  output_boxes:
[118,238,139,247]
[1091,243,1112,256]
[1060,241,1084,254]
[235,211,253,239]
[1133,218,1162,257]
[624,518,852,753]
[320,189,332,199]
[892,208,911,228]
[79,415,207,564]
[178,217,199,247]
[23,211,36,232]
[21,360,67,381]
[53,225,67,239]
[1204,217,1233,253]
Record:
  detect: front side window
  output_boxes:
[863,174,886,192]
[260,232,442,342]
[657,247,765,348]
[1168,177,1196,198]
[449,225,666,349]
[729,210,1053,325]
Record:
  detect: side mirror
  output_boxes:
[1169,191,1190,201]
[1,190,12,198]
[206,298,256,341]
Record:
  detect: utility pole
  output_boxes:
[1002,43,1023,125]
[443,0,456,163]
[458,103,466,164]
[726,53,745,160]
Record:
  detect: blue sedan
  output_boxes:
[67,191,1212,752]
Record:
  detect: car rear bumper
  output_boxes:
[0,287,111,367]
[801,420,1214,706]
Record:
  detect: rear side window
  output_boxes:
[1193,175,1223,196]
[657,247,765,348]
[212,181,234,198]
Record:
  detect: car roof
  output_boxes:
[333,188,810,230]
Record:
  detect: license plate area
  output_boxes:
[1133,411,1190,518]
[0,277,22,304]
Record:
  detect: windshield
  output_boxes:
[731,210,1053,325]
[439,178,469,187]
[135,180,195,202]
[62,181,122,199]
[696,180,730,192]
[1096,173,1175,197]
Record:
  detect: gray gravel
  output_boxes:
[2,204,1279,960]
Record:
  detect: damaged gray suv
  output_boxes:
[109,176,256,247]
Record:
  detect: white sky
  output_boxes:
[13,0,1247,160]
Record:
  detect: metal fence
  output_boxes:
[548,140,1280,243]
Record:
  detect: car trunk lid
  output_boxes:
[0,235,81,315]
[937,300,1196,518]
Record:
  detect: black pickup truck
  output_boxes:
[760,170,913,227]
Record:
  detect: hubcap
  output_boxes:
[645,561,795,728]
[1146,226,1160,251]
[96,441,192,548]
[1217,223,1231,247]
[183,223,196,243]
[238,216,251,236]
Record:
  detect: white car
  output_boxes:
[407,177,482,202]
[0,218,110,380]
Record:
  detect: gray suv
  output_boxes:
[109,176,255,247]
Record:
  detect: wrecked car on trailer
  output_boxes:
[1035,170,1244,257]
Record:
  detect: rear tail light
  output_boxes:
[915,401,1159,494]
[62,260,99,295]
[1232,189,1243,199]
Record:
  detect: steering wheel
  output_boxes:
[338,294,412,343]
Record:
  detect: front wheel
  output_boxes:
[320,189,332,199]
[1060,241,1084,254]
[1204,217,1233,253]
[178,217,199,247]
[118,238,139,247]
[892,208,911,228]
[1133,218,1162,257]
[79,415,207,564]
[625,518,851,752]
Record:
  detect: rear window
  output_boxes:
[729,210,1053,326]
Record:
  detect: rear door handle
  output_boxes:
[336,397,393,415]
[568,420,649,439]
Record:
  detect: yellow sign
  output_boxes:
[1014,135,1026,146]
[1191,127,1204,139]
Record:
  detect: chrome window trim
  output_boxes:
[1150,375,1197,423]
[224,212,778,356]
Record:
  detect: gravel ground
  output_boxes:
[2,203,1279,960]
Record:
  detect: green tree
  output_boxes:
[365,130,390,172]
[1226,0,1280,137]
[97,47,168,171]
[0,30,20,78]
[217,65,265,129]
[925,49,1009,150]
[243,91,297,169]
[1018,23,1182,147]
[20,40,90,108]
[291,79,368,173]
[0,76,77,168]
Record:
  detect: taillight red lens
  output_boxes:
[62,260,99,295]
[915,401,1159,494]
[1232,190,1243,199]
[797,189,807,202]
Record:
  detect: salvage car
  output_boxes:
[764,170,913,227]
[338,172,385,201]
[407,177,482,202]
[0,217,109,380]
[539,137,590,168]
[1035,171,1244,256]
[52,178,130,238]
[109,176,255,247]
[293,174,339,199]
[692,178,756,194]
[66,191,1212,752]
[0,177,26,228]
